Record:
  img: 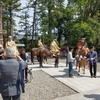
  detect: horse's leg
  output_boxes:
[75,60,78,70]
[31,52,34,64]
[39,52,43,68]
[83,66,85,74]
[82,60,86,74]
[44,56,48,64]
[43,56,46,64]
[45,56,48,63]
[55,56,59,68]
[37,55,39,62]
[78,60,81,75]
[40,56,43,68]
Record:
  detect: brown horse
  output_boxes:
[31,47,62,68]
[75,48,89,74]
[31,48,39,64]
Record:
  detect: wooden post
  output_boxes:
[0,2,3,46]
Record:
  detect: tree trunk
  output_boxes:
[31,1,37,47]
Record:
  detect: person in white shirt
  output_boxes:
[68,46,75,77]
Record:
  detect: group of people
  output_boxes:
[67,36,98,78]
[0,35,98,100]
[0,36,29,100]
[37,37,98,78]
[38,38,60,56]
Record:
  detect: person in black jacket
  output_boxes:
[20,48,28,82]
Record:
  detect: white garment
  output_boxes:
[68,51,75,62]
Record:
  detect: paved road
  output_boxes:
[0,58,100,100]
[45,58,100,72]
[30,60,100,100]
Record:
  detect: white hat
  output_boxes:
[8,36,12,38]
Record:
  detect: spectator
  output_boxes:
[20,48,28,82]
[86,46,98,78]
[68,46,75,77]
[0,47,26,100]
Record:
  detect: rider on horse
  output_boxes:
[77,36,89,55]
[50,39,60,56]
[50,39,60,67]
[38,39,45,50]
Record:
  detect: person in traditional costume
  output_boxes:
[38,39,45,50]
[5,36,19,56]
[77,36,86,50]
[50,39,60,56]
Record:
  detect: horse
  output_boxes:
[75,47,89,74]
[31,47,62,68]
[31,48,40,64]
[31,48,49,64]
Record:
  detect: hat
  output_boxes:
[54,39,57,41]
[8,36,12,38]
[81,35,86,39]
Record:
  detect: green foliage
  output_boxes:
[2,0,21,36]
[41,34,54,47]
[72,21,95,44]
[1,0,100,49]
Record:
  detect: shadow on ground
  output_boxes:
[84,94,100,100]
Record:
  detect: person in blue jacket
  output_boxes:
[86,46,98,78]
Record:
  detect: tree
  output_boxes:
[65,0,100,46]
[18,9,31,50]
[2,0,21,37]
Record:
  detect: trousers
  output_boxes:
[89,62,97,77]
[2,94,20,100]
[68,62,74,76]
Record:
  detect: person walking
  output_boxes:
[0,47,26,100]
[86,46,98,78]
[68,47,75,77]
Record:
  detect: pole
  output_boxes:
[0,2,3,46]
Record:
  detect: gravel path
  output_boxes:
[21,70,77,100]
